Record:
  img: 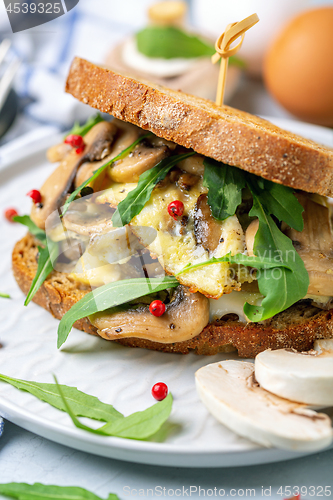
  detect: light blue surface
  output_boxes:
[0,421,332,500]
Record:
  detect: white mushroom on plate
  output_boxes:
[195,360,332,451]
[255,340,333,406]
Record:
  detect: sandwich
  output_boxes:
[12,56,333,357]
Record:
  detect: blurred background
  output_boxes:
[0,0,333,147]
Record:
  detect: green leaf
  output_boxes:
[13,215,47,245]
[99,393,173,439]
[243,187,309,321]
[24,242,58,306]
[229,55,246,69]
[55,376,173,440]
[247,174,304,231]
[0,482,119,499]
[203,159,246,220]
[0,373,123,422]
[61,133,152,218]
[12,215,57,305]
[177,172,308,321]
[136,26,215,59]
[112,152,195,227]
[0,292,10,299]
[176,251,293,276]
[64,114,104,139]
[57,276,179,348]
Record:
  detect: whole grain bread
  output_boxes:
[66,57,333,197]
[13,233,333,357]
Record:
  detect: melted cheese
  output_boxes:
[131,180,247,298]
[97,182,138,206]
[95,176,250,298]
[70,251,121,286]
[209,292,263,323]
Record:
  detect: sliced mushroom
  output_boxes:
[74,121,118,188]
[245,219,259,256]
[31,150,85,229]
[62,200,115,236]
[31,121,117,230]
[178,154,205,176]
[90,286,210,343]
[47,143,72,163]
[196,360,333,451]
[177,172,200,192]
[149,135,177,150]
[255,344,333,406]
[194,194,222,253]
[299,250,333,295]
[283,193,333,296]
[284,193,333,255]
[245,195,333,296]
[108,143,170,183]
[106,120,141,160]
[84,121,118,161]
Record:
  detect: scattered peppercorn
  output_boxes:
[64,134,84,148]
[80,186,94,197]
[26,189,41,204]
[4,208,18,222]
[167,200,184,220]
[149,300,165,317]
[75,145,86,155]
[151,382,168,401]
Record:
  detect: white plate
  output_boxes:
[0,118,332,468]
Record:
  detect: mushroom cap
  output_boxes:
[196,360,332,451]
[255,348,333,406]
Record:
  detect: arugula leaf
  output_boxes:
[203,159,246,221]
[0,482,119,500]
[55,376,173,440]
[61,133,152,217]
[58,276,179,348]
[12,215,57,305]
[64,114,104,139]
[112,152,195,227]
[243,191,309,321]
[13,215,47,244]
[136,26,215,59]
[136,26,244,67]
[0,292,10,299]
[247,174,304,231]
[24,242,58,306]
[179,168,308,321]
[176,251,293,276]
[0,373,123,422]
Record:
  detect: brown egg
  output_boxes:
[264,7,333,126]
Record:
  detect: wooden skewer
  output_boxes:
[212,13,259,106]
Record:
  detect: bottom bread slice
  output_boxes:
[12,233,333,357]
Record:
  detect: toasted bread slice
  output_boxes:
[66,57,333,197]
[13,233,333,357]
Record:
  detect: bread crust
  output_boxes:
[13,233,333,357]
[66,57,333,197]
